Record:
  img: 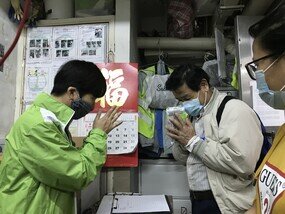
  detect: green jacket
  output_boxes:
[0,93,107,214]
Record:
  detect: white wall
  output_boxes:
[114,0,131,62]
[0,1,23,146]
[130,0,138,63]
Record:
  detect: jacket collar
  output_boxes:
[203,88,220,115]
[33,93,74,125]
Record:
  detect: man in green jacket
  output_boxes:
[0,60,121,214]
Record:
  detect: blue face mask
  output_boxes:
[182,93,204,117]
[255,70,272,94]
[71,98,93,120]
[255,56,285,93]
[256,70,285,110]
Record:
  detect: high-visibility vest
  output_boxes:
[138,66,156,139]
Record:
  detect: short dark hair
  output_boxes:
[51,60,106,98]
[165,64,210,92]
[249,1,285,55]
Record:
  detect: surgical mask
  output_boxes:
[71,97,93,120]
[256,56,285,91]
[256,70,285,110]
[182,92,207,117]
[255,71,272,94]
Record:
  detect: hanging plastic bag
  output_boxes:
[145,74,179,109]
[202,59,220,87]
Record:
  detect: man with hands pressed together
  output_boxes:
[0,60,122,214]
[165,64,263,214]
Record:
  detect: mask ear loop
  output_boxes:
[280,84,285,91]
[74,89,81,101]
[278,53,285,91]
[264,56,281,73]
[70,89,80,102]
[203,91,207,106]
[263,55,285,91]
[196,91,207,120]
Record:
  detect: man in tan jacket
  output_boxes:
[166,64,263,214]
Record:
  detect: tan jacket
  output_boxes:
[173,88,263,214]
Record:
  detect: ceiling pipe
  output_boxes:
[144,50,206,58]
[137,37,216,50]
[242,0,275,15]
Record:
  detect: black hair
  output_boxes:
[165,64,210,92]
[248,1,285,55]
[51,60,106,98]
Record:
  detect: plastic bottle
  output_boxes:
[166,106,185,116]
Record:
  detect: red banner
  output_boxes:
[93,63,138,112]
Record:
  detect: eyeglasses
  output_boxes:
[245,53,280,80]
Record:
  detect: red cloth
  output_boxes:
[168,0,195,39]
